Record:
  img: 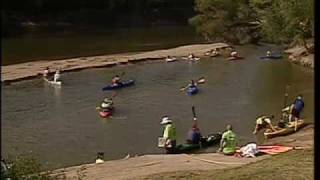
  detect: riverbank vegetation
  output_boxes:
[190,0,314,48]
[2,0,195,37]
[142,149,314,180]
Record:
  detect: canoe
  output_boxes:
[169,133,222,154]
[227,56,244,61]
[264,119,308,139]
[165,57,177,62]
[260,55,282,60]
[186,86,198,96]
[44,78,62,86]
[102,80,135,91]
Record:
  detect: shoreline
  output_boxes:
[1,43,230,84]
[284,40,314,69]
[51,125,313,180]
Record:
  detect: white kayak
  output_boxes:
[182,57,200,61]
[165,57,177,62]
[44,78,62,86]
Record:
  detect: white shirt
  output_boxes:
[54,73,60,82]
[256,117,271,125]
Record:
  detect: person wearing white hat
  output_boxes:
[160,116,176,153]
[53,70,61,82]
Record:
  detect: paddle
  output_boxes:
[283,84,290,108]
[180,77,206,91]
[96,92,118,110]
[192,106,197,119]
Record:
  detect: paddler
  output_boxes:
[53,70,61,82]
[160,116,177,154]
[100,97,114,111]
[266,50,272,57]
[253,115,277,134]
[188,53,195,59]
[111,75,122,85]
[43,67,50,78]
[230,50,239,58]
[188,80,197,88]
[186,117,202,145]
[218,124,238,155]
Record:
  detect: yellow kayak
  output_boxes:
[264,119,308,139]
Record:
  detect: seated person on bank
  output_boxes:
[218,124,238,155]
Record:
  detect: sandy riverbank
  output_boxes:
[51,125,313,180]
[1,43,230,84]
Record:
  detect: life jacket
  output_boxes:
[294,99,304,112]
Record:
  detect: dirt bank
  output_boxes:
[1,43,230,84]
[51,125,313,180]
[284,40,314,69]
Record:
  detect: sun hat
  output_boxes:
[160,116,172,124]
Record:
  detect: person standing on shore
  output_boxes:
[291,95,305,121]
[160,116,177,154]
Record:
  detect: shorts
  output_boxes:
[291,108,300,118]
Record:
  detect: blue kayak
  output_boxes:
[260,54,282,60]
[102,80,135,91]
[186,86,199,96]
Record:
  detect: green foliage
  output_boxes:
[1,156,60,180]
[191,0,314,45]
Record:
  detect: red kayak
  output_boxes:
[99,111,113,118]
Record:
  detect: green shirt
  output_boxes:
[222,130,237,154]
[163,124,176,141]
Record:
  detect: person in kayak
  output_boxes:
[186,117,202,144]
[100,97,114,111]
[218,124,238,155]
[43,67,50,78]
[253,115,277,134]
[290,95,304,121]
[111,75,122,85]
[230,50,239,57]
[187,80,197,88]
[160,116,177,154]
[266,50,272,57]
[53,70,61,82]
[188,53,195,59]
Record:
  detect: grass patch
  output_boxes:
[142,149,314,180]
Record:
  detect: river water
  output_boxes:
[1,45,314,169]
[1,26,203,65]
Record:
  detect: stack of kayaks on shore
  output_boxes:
[264,119,307,139]
[102,80,135,91]
[168,133,222,154]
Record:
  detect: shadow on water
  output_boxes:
[1,45,314,169]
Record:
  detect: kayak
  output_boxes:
[264,119,308,139]
[186,86,198,96]
[168,133,222,154]
[227,56,244,61]
[99,111,112,118]
[182,57,200,61]
[44,78,62,86]
[102,80,135,91]
[260,55,282,60]
[165,57,177,62]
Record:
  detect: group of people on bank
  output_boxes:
[159,95,305,155]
